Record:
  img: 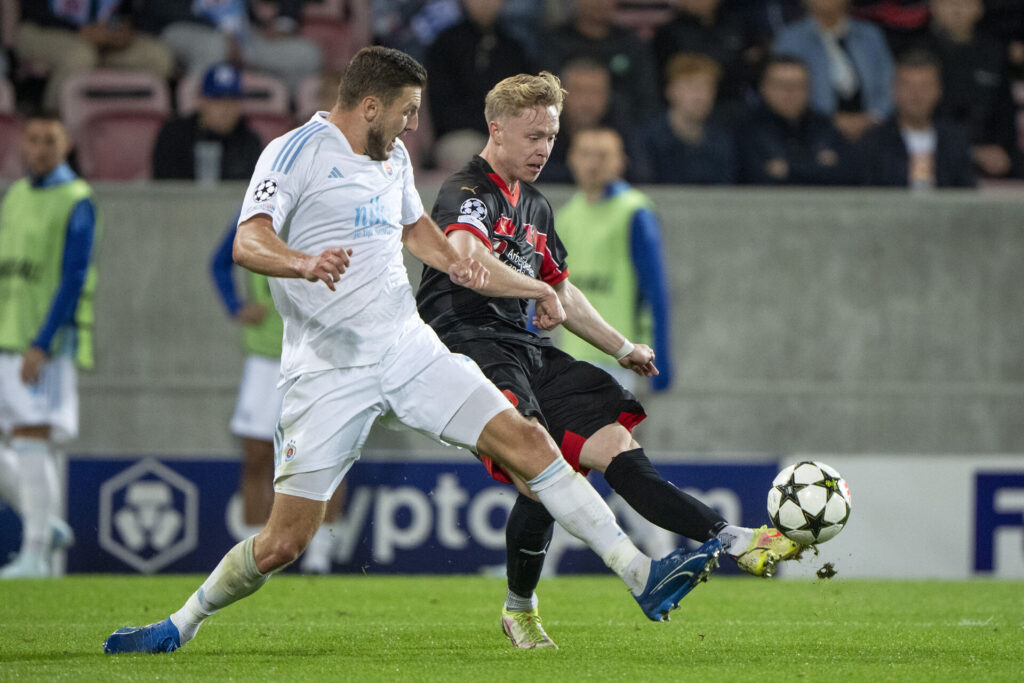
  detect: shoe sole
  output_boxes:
[650,547,721,622]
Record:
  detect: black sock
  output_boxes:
[506,494,555,599]
[603,448,727,541]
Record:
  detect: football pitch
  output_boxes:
[1,575,1021,681]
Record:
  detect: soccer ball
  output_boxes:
[766,461,851,546]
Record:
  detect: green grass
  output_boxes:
[1,575,1022,681]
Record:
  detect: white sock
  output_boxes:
[528,459,650,594]
[170,536,270,643]
[717,525,754,556]
[0,444,22,512]
[504,590,538,613]
[12,438,57,558]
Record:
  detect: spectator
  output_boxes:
[850,0,931,56]
[540,0,660,128]
[540,58,628,183]
[914,0,1019,179]
[556,127,673,393]
[372,0,462,62]
[858,49,974,187]
[15,0,173,112]
[653,0,757,103]
[739,55,854,184]
[633,53,738,184]
[0,112,95,578]
[152,63,263,182]
[136,0,321,96]
[773,0,895,141]
[425,0,533,140]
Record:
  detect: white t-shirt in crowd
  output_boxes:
[239,113,426,379]
[901,127,937,189]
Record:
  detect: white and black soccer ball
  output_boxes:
[766,461,852,546]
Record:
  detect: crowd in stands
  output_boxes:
[1,0,1023,188]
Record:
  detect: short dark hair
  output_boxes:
[338,46,428,109]
[760,54,809,83]
[22,107,63,125]
[896,48,942,75]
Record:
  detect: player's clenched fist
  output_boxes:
[448,256,489,290]
[301,247,353,291]
[619,343,659,377]
[532,288,566,331]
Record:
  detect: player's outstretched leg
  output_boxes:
[104,493,323,654]
[479,411,719,623]
[598,443,802,577]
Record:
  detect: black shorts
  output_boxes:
[447,338,646,484]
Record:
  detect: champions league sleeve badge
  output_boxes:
[253,178,279,202]
[459,198,488,222]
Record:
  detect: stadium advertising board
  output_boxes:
[1,455,1022,578]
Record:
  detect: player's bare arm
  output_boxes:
[446,230,566,329]
[233,214,353,291]
[555,280,659,377]
[19,346,48,384]
[402,214,489,290]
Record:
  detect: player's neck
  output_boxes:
[479,146,519,192]
[328,107,371,157]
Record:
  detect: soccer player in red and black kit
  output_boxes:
[416,72,804,650]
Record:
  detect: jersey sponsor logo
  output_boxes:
[460,185,478,195]
[328,166,344,179]
[253,178,278,202]
[459,198,487,222]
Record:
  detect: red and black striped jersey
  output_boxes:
[416,155,569,346]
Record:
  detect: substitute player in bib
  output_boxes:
[104,46,721,656]
[0,112,91,577]
[416,72,802,649]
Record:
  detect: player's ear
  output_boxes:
[362,95,380,121]
[488,120,501,143]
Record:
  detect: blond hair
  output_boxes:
[484,71,566,123]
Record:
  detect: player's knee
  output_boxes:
[505,419,559,477]
[259,534,308,571]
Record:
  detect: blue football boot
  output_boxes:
[103,617,181,654]
[634,538,722,622]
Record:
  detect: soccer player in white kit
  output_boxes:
[104,47,720,655]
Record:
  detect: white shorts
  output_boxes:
[272,321,511,501]
[230,354,287,441]
[0,351,78,442]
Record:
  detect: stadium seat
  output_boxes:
[247,113,297,146]
[296,75,324,121]
[75,110,166,180]
[300,16,363,72]
[0,113,22,180]
[58,70,171,140]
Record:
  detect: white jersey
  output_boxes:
[239,112,425,379]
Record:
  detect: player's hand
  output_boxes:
[299,247,353,291]
[20,347,48,384]
[235,303,267,325]
[532,288,565,331]
[448,256,489,290]
[619,343,659,377]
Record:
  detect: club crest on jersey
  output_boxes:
[382,162,394,177]
[253,179,278,201]
[460,198,487,222]
[283,440,297,462]
[493,215,515,237]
